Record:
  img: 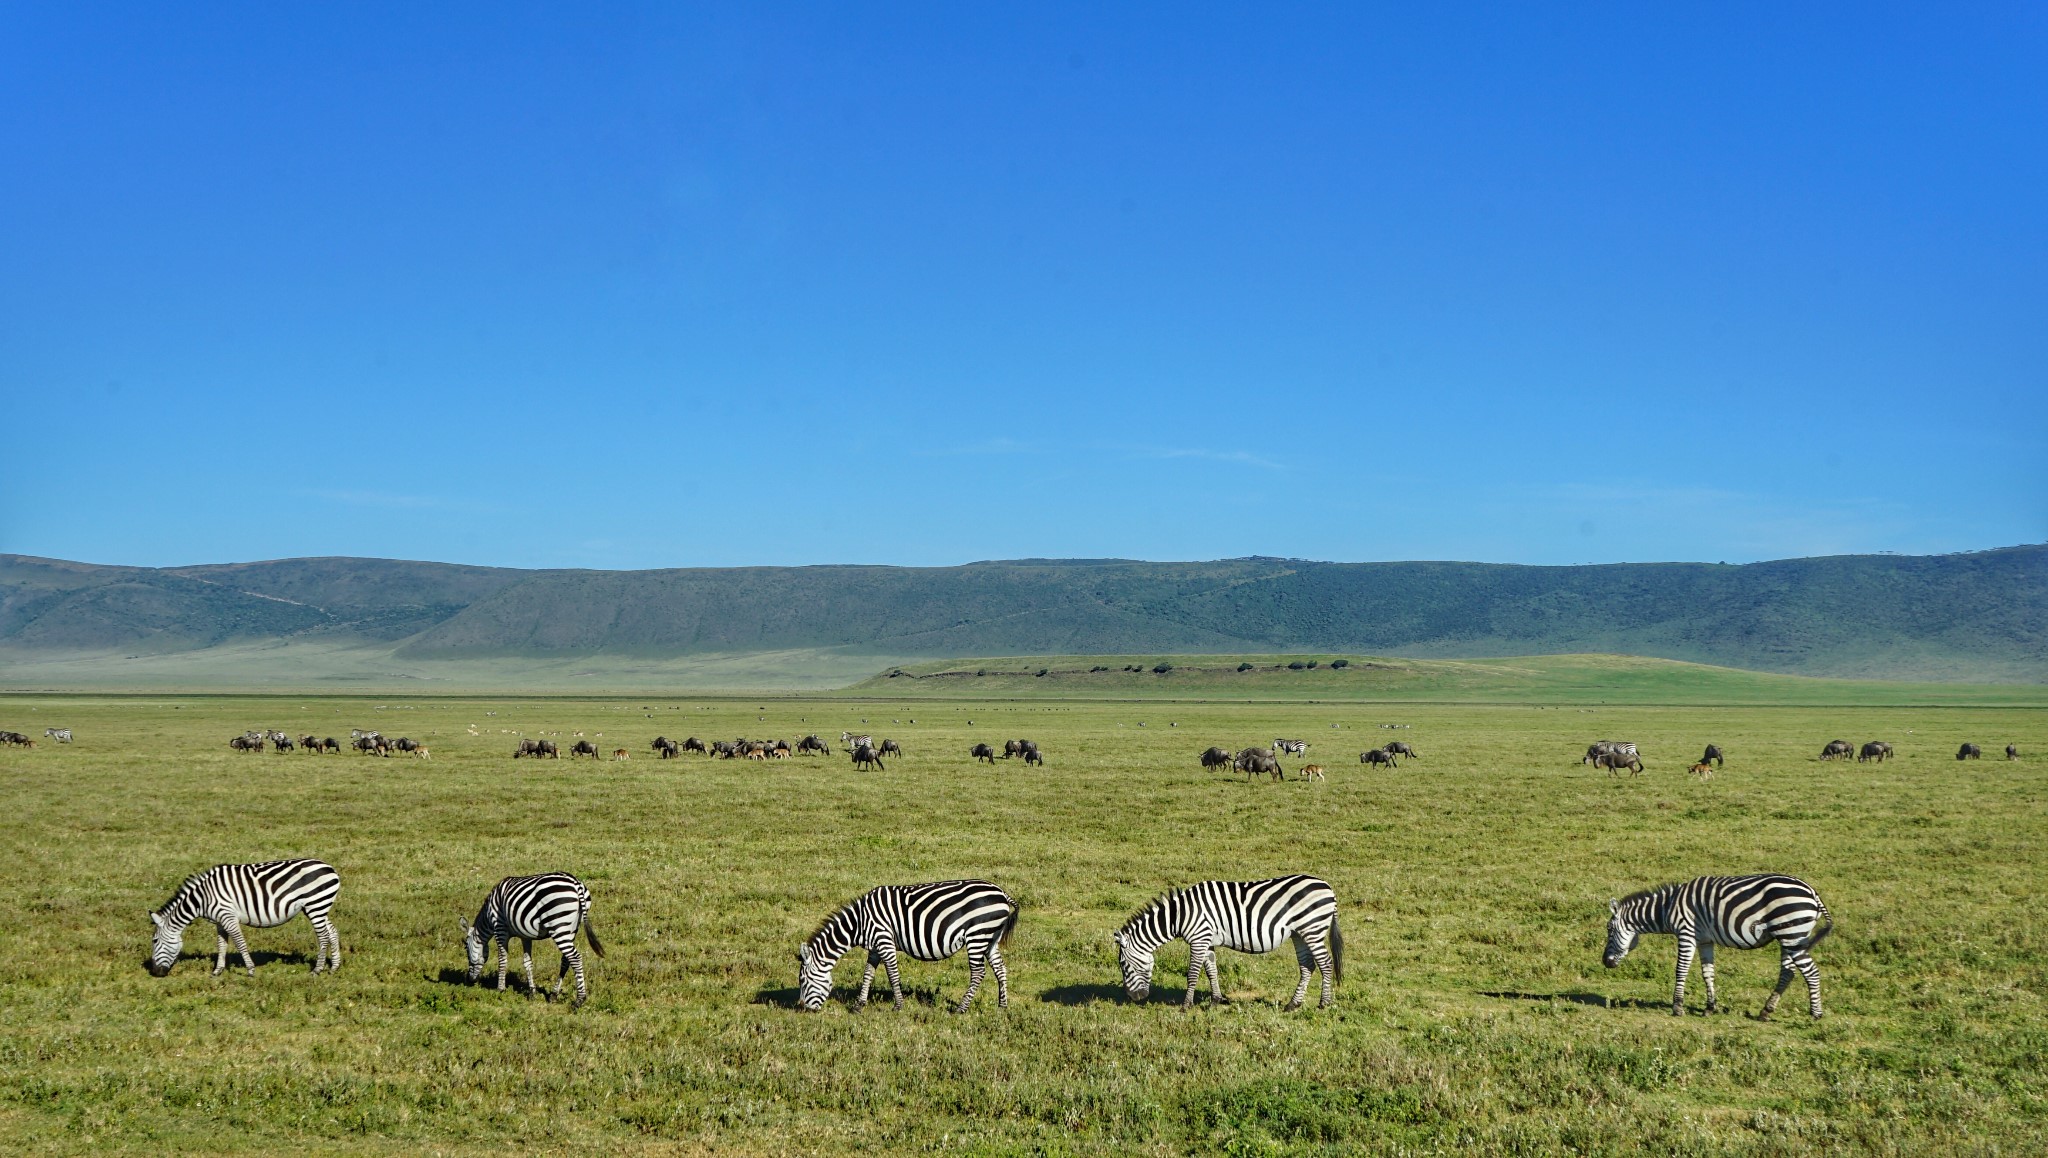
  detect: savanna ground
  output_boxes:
[1,687,2043,1154]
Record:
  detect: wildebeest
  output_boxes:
[851,743,884,771]
[1857,741,1892,763]
[879,738,902,757]
[1022,746,1043,767]
[1003,739,1032,759]
[652,737,680,759]
[796,734,828,756]
[2009,744,2020,760]
[1583,741,1618,764]
[971,742,998,764]
[514,739,540,758]
[272,735,295,753]
[1275,738,1307,756]
[1957,743,1982,761]
[683,736,708,755]
[318,737,341,753]
[1385,741,1419,759]
[1200,746,1233,772]
[1236,747,1282,779]
[390,737,420,755]
[299,734,320,751]
[1594,750,1643,777]
[354,735,388,756]
[1819,740,1853,761]
[1359,748,1395,768]
[229,735,264,752]
[1701,744,1725,767]
[570,740,600,759]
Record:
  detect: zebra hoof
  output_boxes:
[1282,1002,1302,1013]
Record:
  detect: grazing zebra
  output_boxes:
[147,859,341,977]
[1274,738,1307,756]
[1115,874,1342,1011]
[44,727,72,743]
[796,880,1017,1013]
[462,872,605,1007]
[1604,874,1833,1019]
[1583,741,1638,765]
[842,731,873,751]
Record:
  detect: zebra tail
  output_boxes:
[582,912,606,959]
[1807,903,1834,949]
[1330,916,1344,984]
[998,903,1021,948]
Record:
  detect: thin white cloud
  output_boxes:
[1140,446,1285,470]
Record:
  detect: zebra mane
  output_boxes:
[156,874,205,914]
[1616,881,1680,909]
[1120,888,1180,934]
[803,900,856,947]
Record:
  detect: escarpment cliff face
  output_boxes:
[2,546,2042,683]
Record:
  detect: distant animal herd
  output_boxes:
[2,714,2028,1022]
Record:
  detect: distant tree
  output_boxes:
[1307,660,1319,669]
[1237,662,1254,672]
[1036,668,1048,677]
[976,669,986,677]
[1330,659,1350,669]
[1287,661,1307,670]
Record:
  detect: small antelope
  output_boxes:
[1688,761,1713,779]
[414,746,432,760]
[612,748,629,760]
[1299,763,1326,781]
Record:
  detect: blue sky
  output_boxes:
[3,4,2042,569]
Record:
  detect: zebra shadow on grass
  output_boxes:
[164,948,317,971]
[1036,983,1184,1007]
[749,984,951,1010]
[1480,990,1664,1011]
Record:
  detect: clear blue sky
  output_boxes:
[4,4,2042,570]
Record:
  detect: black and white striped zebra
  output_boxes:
[462,872,605,1007]
[43,728,71,744]
[1115,874,1342,1011]
[147,859,342,977]
[1274,738,1307,756]
[1604,873,1833,1019]
[841,731,874,751]
[796,880,1017,1013]
[1583,740,1638,765]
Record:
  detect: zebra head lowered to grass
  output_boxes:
[461,872,604,1008]
[1114,874,1342,1012]
[146,859,341,978]
[1603,873,1833,1019]
[795,880,1017,1013]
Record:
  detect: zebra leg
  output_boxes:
[221,916,255,977]
[1285,934,1315,1012]
[1793,948,1823,1019]
[991,946,1009,1010]
[1671,934,1695,1016]
[521,938,539,997]
[554,934,586,1007]
[855,953,878,1011]
[882,946,904,1011]
[308,914,334,974]
[214,930,231,976]
[496,937,511,992]
[955,949,987,1014]
[1204,952,1227,1005]
[1701,943,1719,1013]
[1182,941,1209,1010]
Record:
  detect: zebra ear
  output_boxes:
[149,911,162,927]
[1608,898,1620,914]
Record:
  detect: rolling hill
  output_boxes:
[0,546,2042,688]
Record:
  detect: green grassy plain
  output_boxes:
[1,687,2043,1154]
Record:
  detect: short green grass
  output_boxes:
[1,691,2043,1154]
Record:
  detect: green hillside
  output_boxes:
[852,653,2048,706]
[2,546,2042,686]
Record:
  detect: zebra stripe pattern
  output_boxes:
[148,859,342,977]
[796,880,1018,1013]
[1274,738,1307,755]
[1116,874,1342,1011]
[44,728,71,743]
[1604,873,1833,1019]
[463,872,605,1007]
